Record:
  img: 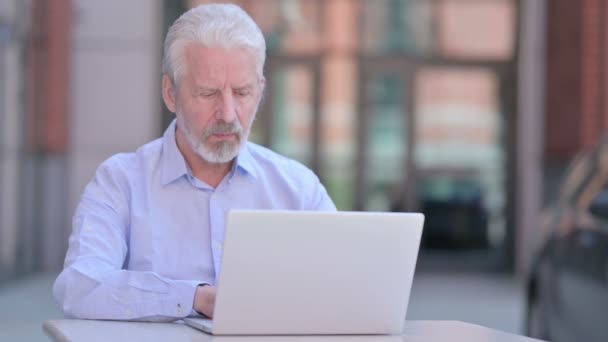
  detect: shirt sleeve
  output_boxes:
[306,173,338,212]
[52,158,201,321]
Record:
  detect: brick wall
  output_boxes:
[26,0,71,153]
[544,0,582,160]
[580,0,604,149]
[545,0,608,161]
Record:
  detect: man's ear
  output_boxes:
[258,76,266,105]
[162,74,177,113]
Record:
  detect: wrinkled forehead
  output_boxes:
[178,44,261,83]
[182,45,259,85]
[174,41,263,85]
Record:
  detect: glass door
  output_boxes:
[251,57,322,174]
[413,65,508,253]
[355,59,416,212]
[356,57,511,269]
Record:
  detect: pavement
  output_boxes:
[0,270,525,341]
[0,273,63,341]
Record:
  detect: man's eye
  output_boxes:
[200,92,216,98]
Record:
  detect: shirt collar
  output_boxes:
[160,120,190,186]
[161,120,259,185]
[234,142,259,180]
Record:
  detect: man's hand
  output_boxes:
[193,285,217,318]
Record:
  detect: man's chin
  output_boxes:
[197,142,240,164]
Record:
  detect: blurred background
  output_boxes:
[0,0,605,341]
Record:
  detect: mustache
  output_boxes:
[202,121,243,138]
[210,122,241,133]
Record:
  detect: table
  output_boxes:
[43,319,543,342]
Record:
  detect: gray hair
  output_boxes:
[162,3,266,86]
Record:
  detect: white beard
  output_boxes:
[177,113,245,164]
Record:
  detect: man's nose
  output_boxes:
[216,92,237,122]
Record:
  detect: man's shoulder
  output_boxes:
[245,142,317,179]
[97,138,163,176]
[243,142,336,210]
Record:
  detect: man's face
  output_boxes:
[164,45,264,164]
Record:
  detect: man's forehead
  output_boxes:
[192,81,256,90]
[183,45,258,75]
[188,70,259,89]
[184,43,256,62]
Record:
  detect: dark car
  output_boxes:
[415,172,489,249]
[525,140,608,342]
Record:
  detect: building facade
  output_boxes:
[2,0,579,280]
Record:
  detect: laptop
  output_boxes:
[184,210,424,335]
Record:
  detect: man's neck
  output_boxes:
[175,129,233,188]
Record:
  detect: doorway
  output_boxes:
[251,56,323,176]
[357,56,512,269]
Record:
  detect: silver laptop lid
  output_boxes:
[212,210,424,335]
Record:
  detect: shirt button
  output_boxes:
[176,304,182,314]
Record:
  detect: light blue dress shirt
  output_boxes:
[53,120,336,321]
